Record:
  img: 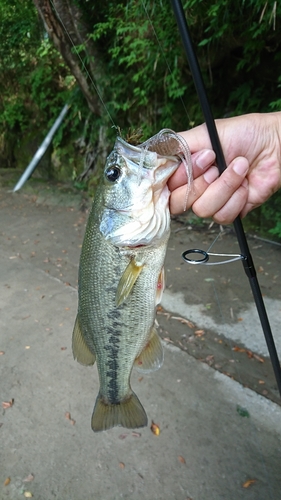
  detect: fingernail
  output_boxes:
[203,166,219,184]
[233,158,249,176]
[196,150,216,170]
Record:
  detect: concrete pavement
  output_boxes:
[1,189,281,500]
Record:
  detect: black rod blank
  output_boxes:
[171,0,281,397]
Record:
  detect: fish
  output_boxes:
[72,129,192,432]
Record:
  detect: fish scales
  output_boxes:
[72,130,192,432]
[79,210,167,401]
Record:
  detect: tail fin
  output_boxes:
[91,392,148,432]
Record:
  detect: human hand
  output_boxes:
[169,112,281,224]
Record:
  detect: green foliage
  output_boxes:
[2,0,281,237]
[261,191,281,240]
[0,0,79,170]
[3,0,281,142]
[87,0,281,135]
[90,1,196,135]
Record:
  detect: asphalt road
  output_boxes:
[1,187,281,500]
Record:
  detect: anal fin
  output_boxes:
[134,325,164,373]
[116,258,144,306]
[72,314,96,366]
[91,391,147,432]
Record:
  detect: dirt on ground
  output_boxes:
[1,176,281,407]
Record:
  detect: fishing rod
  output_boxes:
[170,0,281,398]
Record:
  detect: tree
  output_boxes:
[0,0,73,171]
[33,0,103,116]
[31,0,281,236]
[1,0,280,234]
[3,1,281,182]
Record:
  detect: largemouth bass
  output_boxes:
[72,129,192,432]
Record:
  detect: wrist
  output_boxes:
[266,111,281,192]
[271,111,281,146]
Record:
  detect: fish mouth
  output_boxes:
[100,131,193,247]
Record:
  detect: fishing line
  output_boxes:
[49,0,116,127]
[169,1,278,495]
[182,225,275,499]
[140,0,192,128]
[140,0,281,424]
[170,0,281,399]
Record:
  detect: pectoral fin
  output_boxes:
[72,314,96,366]
[155,267,165,305]
[116,258,144,306]
[134,325,164,373]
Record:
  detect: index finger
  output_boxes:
[168,149,216,192]
[179,123,212,154]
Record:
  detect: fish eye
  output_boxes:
[105,165,121,182]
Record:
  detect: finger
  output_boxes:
[169,166,219,214]
[212,179,249,224]
[191,157,249,218]
[168,149,216,191]
[240,201,255,219]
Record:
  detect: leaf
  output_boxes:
[243,479,256,488]
[118,433,128,440]
[157,310,171,320]
[236,405,250,418]
[178,455,186,464]
[253,354,264,363]
[151,421,160,436]
[246,349,254,359]
[163,337,174,344]
[232,347,264,363]
[24,492,33,498]
[4,477,11,486]
[2,399,14,409]
[171,316,194,328]
[132,431,141,437]
[23,474,34,483]
[232,346,246,353]
[119,462,125,469]
[65,412,76,425]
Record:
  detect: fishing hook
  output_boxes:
[170,0,281,398]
